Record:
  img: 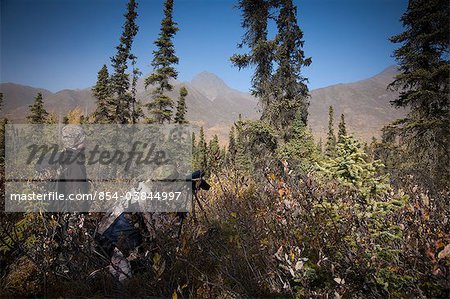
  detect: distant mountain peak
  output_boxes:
[196,70,215,76]
[377,65,399,78]
[2,65,403,142]
[192,71,227,86]
[190,71,229,100]
[193,70,221,78]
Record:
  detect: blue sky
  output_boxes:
[0,0,408,93]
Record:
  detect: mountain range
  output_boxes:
[0,66,406,142]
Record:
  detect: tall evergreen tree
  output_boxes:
[232,0,310,140]
[388,0,449,188]
[110,0,139,124]
[276,112,318,172]
[365,136,379,162]
[269,0,311,135]
[0,93,5,166]
[197,127,208,172]
[233,114,252,173]
[174,86,188,124]
[317,138,323,154]
[0,93,5,165]
[145,0,179,124]
[230,0,274,113]
[130,55,143,123]
[228,125,237,164]
[220,146,227,164]
[92,65,113,123]
[192,132,200,169]
[208,134,221,173]
[337,113,347,143]
[325,106,336,157]
[27,93,49,124]
[234,132,251,174]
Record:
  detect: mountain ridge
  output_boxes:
[0,65,406,142]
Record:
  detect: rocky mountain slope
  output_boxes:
[0,66,406,142]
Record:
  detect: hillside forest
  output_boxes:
[0,0,449,298]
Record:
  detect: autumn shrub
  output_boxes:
[1,133,448,298]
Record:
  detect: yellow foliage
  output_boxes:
[66,107,84,124]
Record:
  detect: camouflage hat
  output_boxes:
[152,164,179,181]
[61,125,86,149]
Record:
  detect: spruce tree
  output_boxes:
[197,127,208,172]
[317,138,323,154]
[221,146,227,165]
[110,0,139,124]
[0,93,5,166]
[174,86,188,124]
[228,125,237,164]
[130,54,143,123]
[145,0,179,124]
[321,135,389,198]
[232,0,311,141]
[325,106,336,157]
[27,93,49,124]
[368,136,378,161]
[192,132,199,169]
[337,113,347,143]
[234,114,252,173]
[0,93,5,165]
[276,112,318,172]
[92,65,113,123]
[208,134,220,173]
[270,0,311,134]
[234,132,251,174]
[230,0,274,112]
[388,0,449,188]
